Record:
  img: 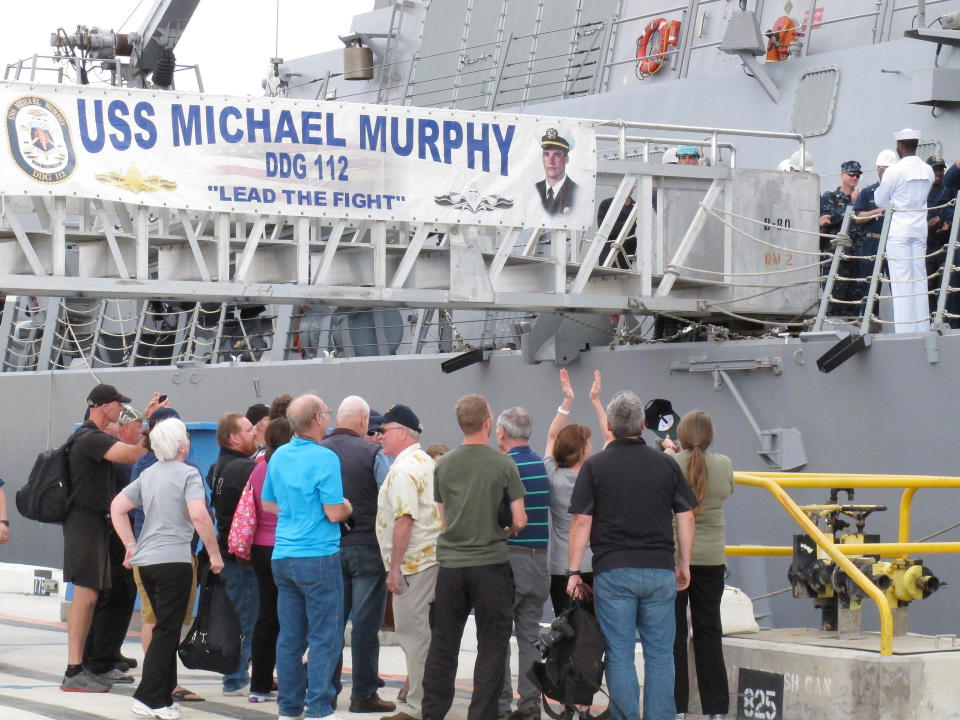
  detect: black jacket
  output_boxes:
[208,447,256,556]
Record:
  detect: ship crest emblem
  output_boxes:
[434,184,514,214]
[6,96,77,184]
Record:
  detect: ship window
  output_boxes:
[792,66,840,137]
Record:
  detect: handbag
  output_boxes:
[226,480,258,561]
[178,568,242,674]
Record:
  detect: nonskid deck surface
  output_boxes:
[0,592,494,720]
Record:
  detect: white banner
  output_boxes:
[1,82,596,230]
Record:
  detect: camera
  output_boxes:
[535,613,576,654]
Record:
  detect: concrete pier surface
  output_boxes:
[0,590,489,720]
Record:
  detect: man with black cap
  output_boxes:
[876,129,935,333]
[246,403,270,457]
[82,404,146,685]
[375,404,440,720]
[61,384,147,692]
[819,160,862,317]
[536,128,578,216]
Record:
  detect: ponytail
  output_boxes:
[677,410,714,516]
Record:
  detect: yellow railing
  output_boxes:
[726,472,960,655]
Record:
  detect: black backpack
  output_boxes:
[528,600,610,720]
[16,427,91,524]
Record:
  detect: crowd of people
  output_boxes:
[813,128,959,333]
[46,374,734,720]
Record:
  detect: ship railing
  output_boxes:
[813,191,960,333]
[3,54,204,92]
[727,471,960,655]
[595,120,804,171]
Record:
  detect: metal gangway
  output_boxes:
[0,118,817,371]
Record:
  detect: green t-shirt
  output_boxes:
[672,449,735,566]
[433,444,526,568]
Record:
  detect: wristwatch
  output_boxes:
[566,569,581,577]
[0,520,9,526]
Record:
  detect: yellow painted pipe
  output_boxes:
[735,472,896,655]
[726,542,960,557]
[736,473,960,489]
[899,487,917,544]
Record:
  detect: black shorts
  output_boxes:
[63,508,112,591]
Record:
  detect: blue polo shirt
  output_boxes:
[507,445,550,548]
[263,436,344,559]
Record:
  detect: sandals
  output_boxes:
[172,687,205,702]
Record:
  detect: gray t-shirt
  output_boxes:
[124,460,206,566]
[545,456,593,575]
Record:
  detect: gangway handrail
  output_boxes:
[726,471,960,655]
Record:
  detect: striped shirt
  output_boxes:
[507,445,550,548]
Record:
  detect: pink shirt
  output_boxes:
[249,458,278,546]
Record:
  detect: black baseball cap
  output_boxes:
[87,383,131,407]
[245,403,269,426]
[368,409,385,433]
[644,398,680,440]
[381,403,423,434]
[927,154,946,169]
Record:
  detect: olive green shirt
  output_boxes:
[672,450,734,566]
[433,444,526,568]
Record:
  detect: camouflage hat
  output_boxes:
[841,160,862,175]
[927,154,946,169]
[118,404,145,425]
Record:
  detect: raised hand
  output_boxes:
[559,368,575,403]
[589,370,602,402]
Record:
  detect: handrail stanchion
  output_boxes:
[813,207,854,330]
[933,191,960,326]
[899,487,917,543]
[858,201,894,334]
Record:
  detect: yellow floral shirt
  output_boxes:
[375,444,441,575]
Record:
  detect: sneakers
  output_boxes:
[380,712,419,720]
[94,667,135,684]
[248,691,277,703]
[223,684,250,696]
[60,669,112,693]
[131,699,180,719]
[349,692,397,713]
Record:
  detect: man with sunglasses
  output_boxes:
[375,404,440,720]
[819,160,862,317]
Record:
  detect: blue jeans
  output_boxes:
[273,553,344,719]
[336,544,388,700]
[594,567,677,720]
[220,559,259,691]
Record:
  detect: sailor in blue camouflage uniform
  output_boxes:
[820,160,862,316]
[853,150,899,322]
[931,154,960,327]
[925,155,950,315]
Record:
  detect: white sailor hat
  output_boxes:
[893,128,921,141]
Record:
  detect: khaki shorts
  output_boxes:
[134,556,198,626]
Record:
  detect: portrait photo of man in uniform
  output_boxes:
[536,128,578,216]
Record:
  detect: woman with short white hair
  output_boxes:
[111,418,224,720]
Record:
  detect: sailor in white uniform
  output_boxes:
[874,128,935,334]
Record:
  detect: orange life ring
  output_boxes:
[636,18,681,76]
[765,15,798,62]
